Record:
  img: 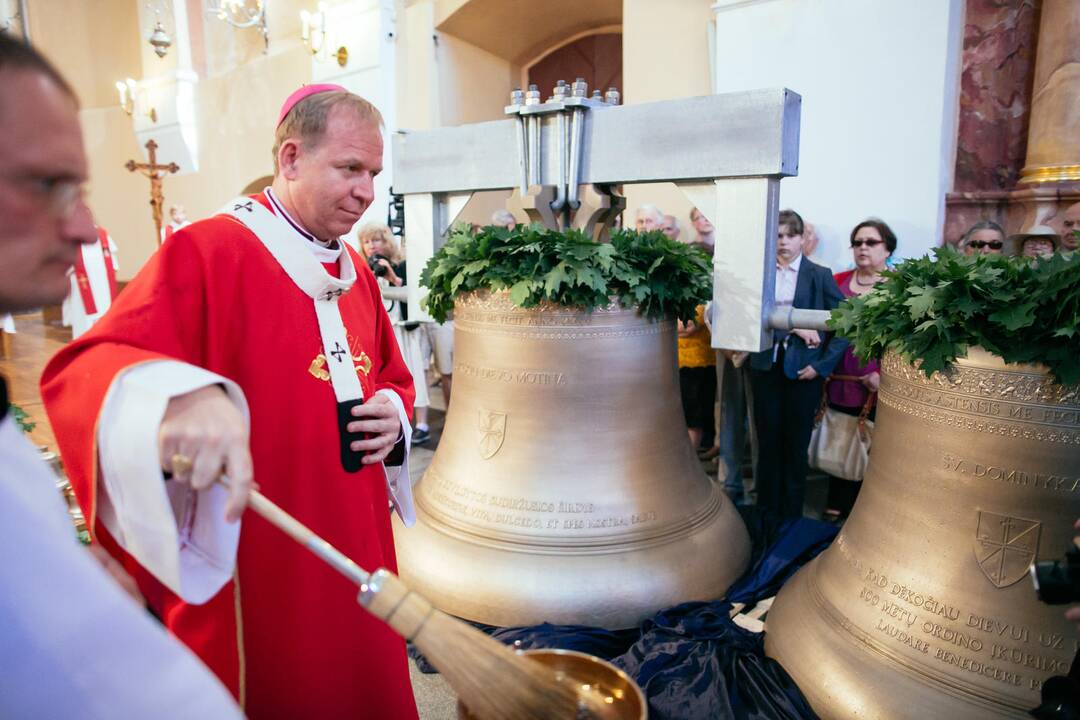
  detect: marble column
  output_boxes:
[944,0,1080,248]
[1019,0,1080,183]
[943,0,1039,246]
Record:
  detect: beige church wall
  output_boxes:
[26,0,158,278]
[113,47,310,276]
[166,49,310,211]
[398,0,439,130]
[27,0,314,278]
[436,32,513,127]
[26,0,143,109]
[712,0,964,271]
[621,0,714,243]
[396,0,513,130]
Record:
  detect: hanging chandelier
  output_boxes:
[205,0,269,53]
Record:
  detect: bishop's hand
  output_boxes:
[347,394,403,465]
[159,385,253,522]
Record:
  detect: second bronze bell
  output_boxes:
[766,348,1080,718]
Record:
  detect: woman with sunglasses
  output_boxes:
[960,220,1006,255]
[821,218,897,522]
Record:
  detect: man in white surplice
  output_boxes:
[0,34,241,718]
[61,226,118,338]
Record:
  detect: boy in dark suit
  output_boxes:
[749,209,847,518]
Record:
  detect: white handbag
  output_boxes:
[807,376,875,482]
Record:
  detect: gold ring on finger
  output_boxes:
[171,453,194,477]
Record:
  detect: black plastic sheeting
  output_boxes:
[410,508,838,719]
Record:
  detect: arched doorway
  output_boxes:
[526,31,622,99]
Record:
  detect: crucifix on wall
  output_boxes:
[125,139,179,246]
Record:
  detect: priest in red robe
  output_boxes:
[42,85,420,719]
[63,224,118,338]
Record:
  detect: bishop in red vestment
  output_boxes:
[42,86,420,719]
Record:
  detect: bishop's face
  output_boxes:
[0,70,96,313]
[286,105,383,242]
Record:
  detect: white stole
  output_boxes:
[219,197,364,408]
[217,198,415,528]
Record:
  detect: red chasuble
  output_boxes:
[42,195,419,719]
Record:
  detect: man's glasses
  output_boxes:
[969,240,1003,249]
[850,239,884,248]
[1,173,86,220]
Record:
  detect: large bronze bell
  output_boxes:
[766,348,1080,718]
[392,291,750,629]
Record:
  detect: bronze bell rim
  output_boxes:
[768,561,1032,718]
[802,555,1031,713]
[397,502,751,628]
[415,466,727,554]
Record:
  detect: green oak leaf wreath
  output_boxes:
[828,247,1080,385]
[420,225,713,325]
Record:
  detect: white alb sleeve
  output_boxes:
[375,388,415,527]
[97,360,249,604]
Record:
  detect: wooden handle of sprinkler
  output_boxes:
[225,481,371,587]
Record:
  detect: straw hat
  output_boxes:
[1007,224,1060,256]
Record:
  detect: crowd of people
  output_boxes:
[651,200,1078,524]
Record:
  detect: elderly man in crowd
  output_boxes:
[635,204,664,232]
[1059,201,1080,252]
[661,213,681,241]
[491,208,516,230]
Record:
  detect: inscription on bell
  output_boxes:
[990,643,1071,673]
[891,380,1080,426]
[846,561,1076,692]
[1008,405,1080,426]
[889,382,1003,416]
[427,473,660,533]
[459,362,568,386]
[942,452,1080,494]
[931,647,1023,687]
[875,618,930,653]
[461,311,582,327]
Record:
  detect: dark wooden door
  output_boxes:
[527,33,622,100]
